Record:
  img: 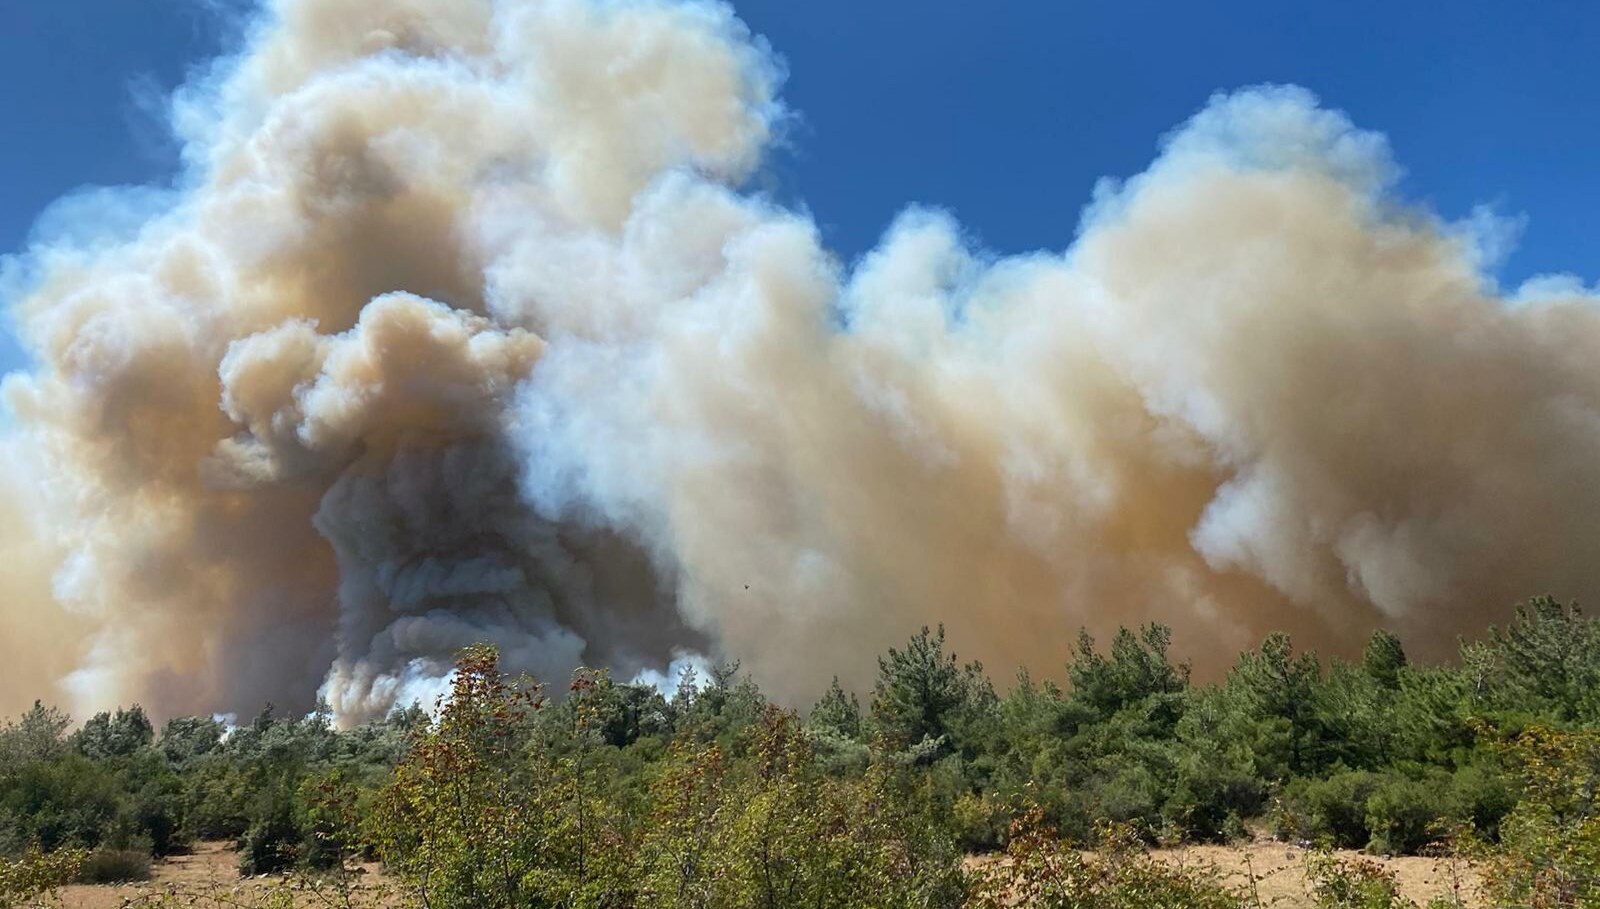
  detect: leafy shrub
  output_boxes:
[292,769,363,871]
[1284,771,1382,847]
[951,791,1009,852]
[1093,763,1163,835]
[74,846,152,883]
[238,808,300,875]
[0,753,123,852]
[1304,849,1416,909]
[1364,773,1449,855]
[1479,725,1600,907]
[1279,769,1460,854]
[369,646,589,909]
[0,847,84,909]
[808,726,871,777]
[1166,747,1268,841]
[969,809,1247,909]
[640,709,968,909]
[1444,762,1513,841]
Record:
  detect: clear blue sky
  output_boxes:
[2,0,1597,376]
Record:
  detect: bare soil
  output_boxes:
[51,841,399,908]
[1165,840,1480,907]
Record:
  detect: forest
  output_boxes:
[3,596,1598,908]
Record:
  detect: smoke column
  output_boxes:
[3,0,1599,722]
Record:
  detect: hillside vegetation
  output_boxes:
[5,596,1600,907]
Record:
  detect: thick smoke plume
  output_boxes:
[4,0,1599,722]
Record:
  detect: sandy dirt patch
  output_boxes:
[51,841,400,908]
[1169,840,1479,907]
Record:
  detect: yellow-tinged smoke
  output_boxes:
[4,0,1599,722]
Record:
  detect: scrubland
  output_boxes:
[7,597,1599,907]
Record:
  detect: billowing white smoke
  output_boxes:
[4,0,1599,722]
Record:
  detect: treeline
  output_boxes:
[0,695,419,881]
[3,596,1600,907]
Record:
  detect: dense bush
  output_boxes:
[969,810,1247,909]
[238,806,300,876]
[1278,771,1384,847]
[0,847,84,908]
[368,649,967,909]
[7,593,1600,907]
[1479,725,1600,906]
[74,846,152,884]
[1303,849,1419,909]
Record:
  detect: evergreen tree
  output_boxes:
[1361,630,1407,690]
[1228,632,1323,777]
[73,706,154,761]
[1067,624,1189,719]
[810,677,863,739]
[872,626,965,752]
[158,716,224,765]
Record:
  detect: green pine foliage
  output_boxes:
[5,594,1600,908]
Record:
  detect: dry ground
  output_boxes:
[1164,840,1480,907]
[51,839,1480,908]
[52,841,399,908]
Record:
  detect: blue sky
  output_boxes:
[2,0,1597,377]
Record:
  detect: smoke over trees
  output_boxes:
[3,0,1600,723]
